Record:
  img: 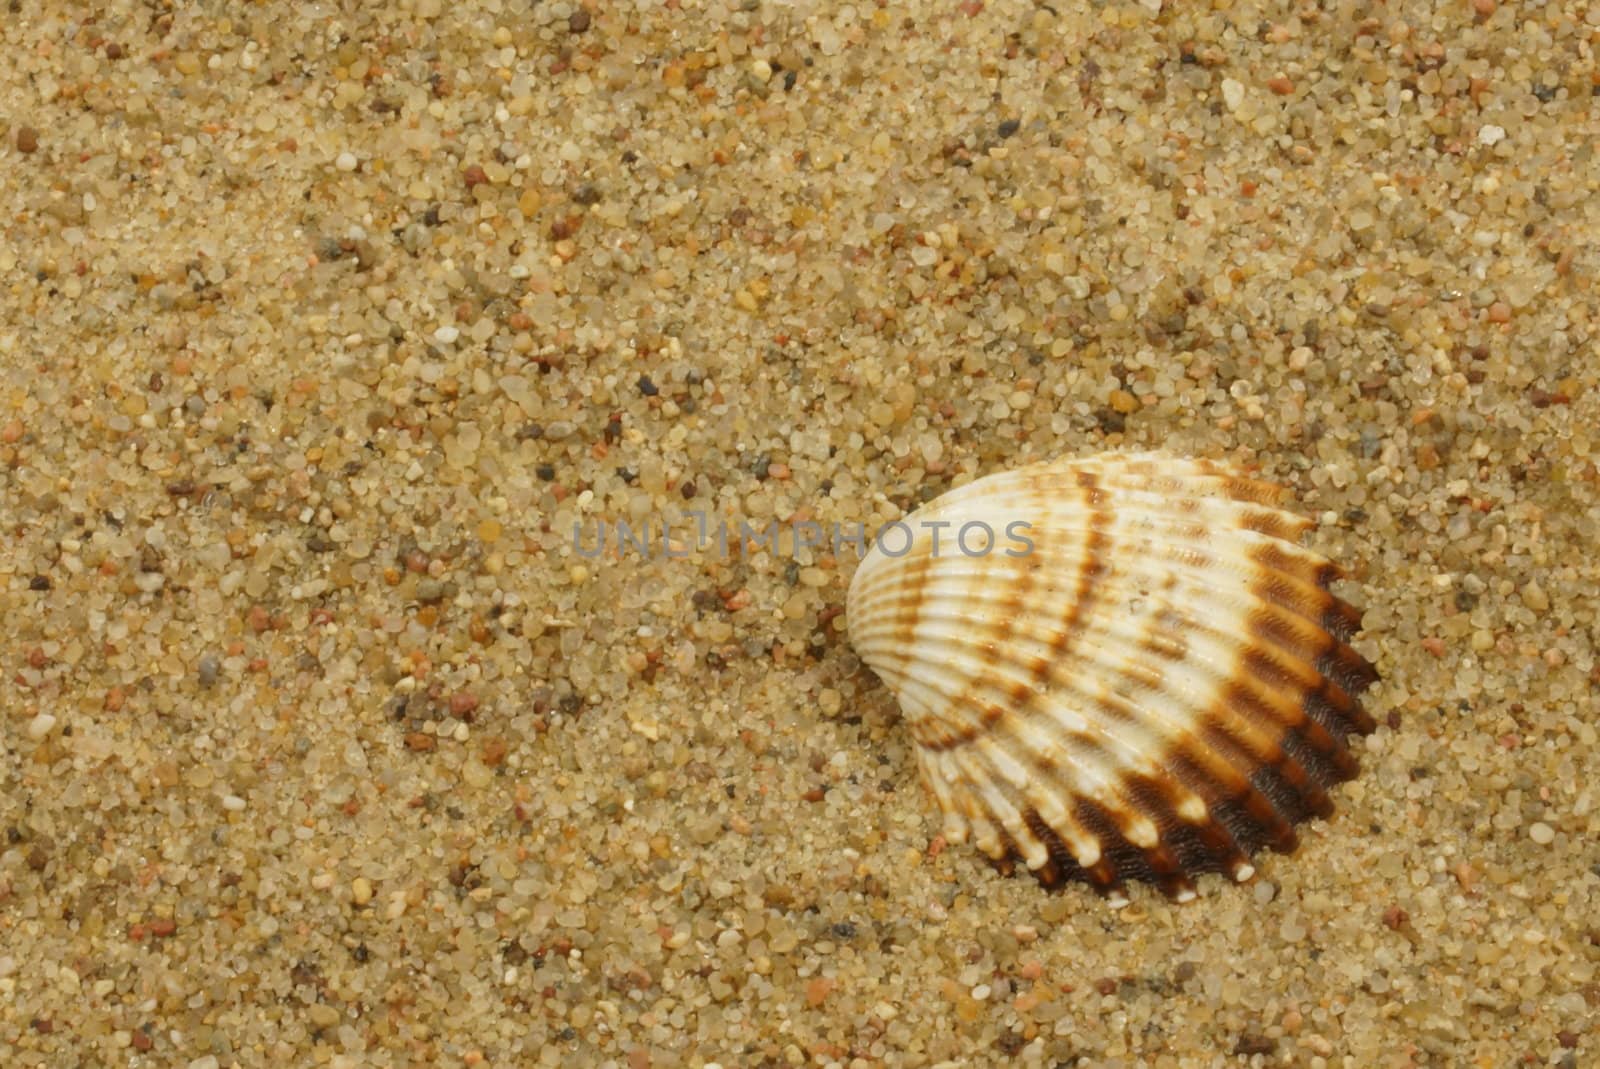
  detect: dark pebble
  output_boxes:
[997,118,1020,138]
[29,575,51,591]
[568,9,591,33]
[637,374,658,396]
[536,464,555,481]
[16,126,39,153]
[994,1030,1025,1056]
[1234,1035,1276,1056]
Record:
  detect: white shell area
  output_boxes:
[846,452,1377,898]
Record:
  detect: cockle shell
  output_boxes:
[846,452,1378,900]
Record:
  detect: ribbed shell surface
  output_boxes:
[845,452,1378,899]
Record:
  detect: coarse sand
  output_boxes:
[1,2,1596,1067]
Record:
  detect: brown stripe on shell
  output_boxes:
[1228,676,1357,784]
[1161,743,1283,861]
[1140,616,1190,662]
[1021,807,1075,887]
[1201,704,1327,828]
[1065,795,1176,892]
[891,551,934,673]
[1239,508,1313,540]
[912,716,983,752]
[1213,474,1291,505]
[1235,644,1351,741]
[1119,771,1241,881]
[1307,677,1377,736]
[1320,595,1366,643]
[1173,736,1300,856]
[1242,610,1377,709]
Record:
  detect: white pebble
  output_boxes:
[26,713,57,740]
[335,151,358,172]
[1478,125,1506,146]
[1221,78,1245,111]
[1528,822,1555,845]
[221,794,247,812]
[433,325,460,345]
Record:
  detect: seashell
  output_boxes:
[846,452,1378,900]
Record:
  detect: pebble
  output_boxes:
[26,712,57,740]
[334,151,358,171]
[1528,822,1555,845]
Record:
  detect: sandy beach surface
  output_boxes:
[2,1,1596,1066]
